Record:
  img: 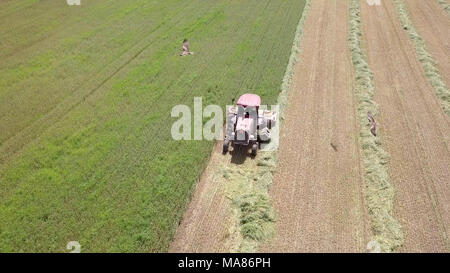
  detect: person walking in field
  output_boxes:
[180,38,194,56]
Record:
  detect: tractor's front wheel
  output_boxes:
[223,140,230,154]
[251,143,258,157]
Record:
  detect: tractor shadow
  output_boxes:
[230,145,251,165]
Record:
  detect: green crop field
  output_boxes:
[0,0,305,252]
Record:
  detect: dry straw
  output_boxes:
[437,0,450,15]
[395,0,450,115]
[349,0,404,252]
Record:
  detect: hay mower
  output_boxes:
[223,94,277,156]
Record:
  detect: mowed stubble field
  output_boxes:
[261,0,449,253]
[360,0,449,252]
[0,0,306,252]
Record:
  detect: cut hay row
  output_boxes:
[437,0,450,15]
[222,0,312,253]
[394,0,450,115]
[348,0,403,252]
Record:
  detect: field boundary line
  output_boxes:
[348,0,403,252]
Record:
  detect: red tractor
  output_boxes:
[223,94,276,156]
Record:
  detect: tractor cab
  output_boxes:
[234,94,260,145]
[223,94,276,157]
[236,93,261,110]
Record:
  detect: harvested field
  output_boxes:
[260,0,370,252]
[403,0,450,114]
[360,0,450,252]
[404,0,450,86]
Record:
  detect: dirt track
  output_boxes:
[360,0,449,252]
[260,0,369,252]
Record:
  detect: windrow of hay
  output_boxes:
[222,0,312,253]
[437,0,450,15]
[220,154,277,252]
[348,0,403,252]
[394,0,450,115]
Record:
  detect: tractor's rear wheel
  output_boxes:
[223,140,230,154]
[251,143,258,157]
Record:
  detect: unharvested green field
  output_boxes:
[0,0,305,252]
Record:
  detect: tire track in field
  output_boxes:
[361,0,449,252]
[260,0,369,252]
